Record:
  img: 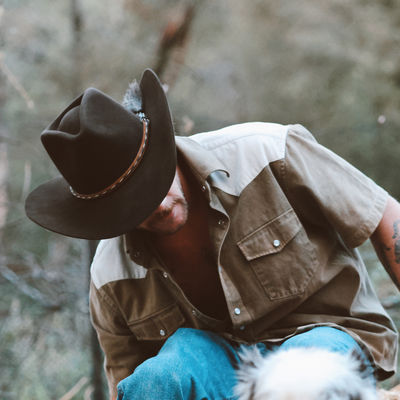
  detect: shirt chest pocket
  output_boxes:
[128,303,185,341]
[237,208,319,300]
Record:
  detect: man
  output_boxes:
[26,69,400,400]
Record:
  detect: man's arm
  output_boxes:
[110,396,117,400]
[370,195,400,291]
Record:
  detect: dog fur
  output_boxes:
[235,346,377,400]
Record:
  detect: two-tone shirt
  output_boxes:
[90,122,398,397]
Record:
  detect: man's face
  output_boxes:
[137,168,189,235]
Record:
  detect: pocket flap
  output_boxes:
[128,303,185,341]
[237,209,301,261]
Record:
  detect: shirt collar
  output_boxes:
[124,229,147,265]
[175,136,229,181]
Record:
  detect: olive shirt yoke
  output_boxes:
[89,122,398,397]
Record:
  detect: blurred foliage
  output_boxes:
[1,0,400,398]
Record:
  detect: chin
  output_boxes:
[165,210,188,234]
[235,347,377,400]
[162,221,186,235]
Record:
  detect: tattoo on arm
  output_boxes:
[395,238,400,264]
[392,219,400,239]
[392,220,400,264]
[379,242,400,291]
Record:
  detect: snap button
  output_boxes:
[202,185,206,192]
[160,329,165,336]
[163,272,168,278]
[192,310,197,316]
[133,251,140,258]
[234,308,241,315]
[273,239,280,247]
[218,220,225,227]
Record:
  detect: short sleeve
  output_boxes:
[283,124,388,248]
[89,280,155,397]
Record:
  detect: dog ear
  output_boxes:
[248,382,257,400]
[235,347,265,400]
[238,346,263,369]
[349,348,375,382]
[236,370,258,400]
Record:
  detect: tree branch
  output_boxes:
[0,52,35,109]
[0,262,62,309]
[153,0,204,89]
[59,377,89,400]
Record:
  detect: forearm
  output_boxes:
[370,196,400,291]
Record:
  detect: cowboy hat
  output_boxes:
[25,69,176,239]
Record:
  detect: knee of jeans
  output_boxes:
[133,354,189,387]
[160,328,235,360]
[280,327,360,354]
[168,327,214,343]
[117,355,193,400]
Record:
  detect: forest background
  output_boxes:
[1,0,400,399]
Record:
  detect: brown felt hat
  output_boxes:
[25,69,176,240]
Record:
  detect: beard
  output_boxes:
[142,196,189,235]
[138,169,190,236]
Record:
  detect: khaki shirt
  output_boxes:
[90,123,398,396]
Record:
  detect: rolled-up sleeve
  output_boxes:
[283,124,388,248]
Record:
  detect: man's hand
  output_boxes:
[370,196,400,291]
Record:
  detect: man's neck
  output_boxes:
[151,159,209,257]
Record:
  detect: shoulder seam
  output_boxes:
[96,283,125,317]
[203,132,287,151]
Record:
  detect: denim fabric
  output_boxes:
[281,327,364,353]
[117,326,373,400]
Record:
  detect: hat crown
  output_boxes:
[41,88,144,195]
[25,69,176,240]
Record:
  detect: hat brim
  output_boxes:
[25,69,176,240]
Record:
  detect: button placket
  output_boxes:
[218,264,252,329]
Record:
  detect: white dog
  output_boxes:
[235,346,377,400]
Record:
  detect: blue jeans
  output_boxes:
[117,327,373,400]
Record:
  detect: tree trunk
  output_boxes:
[154,0,204,90]
[88,240,104,400]
[70,0,84,97]
[0,139,8,238]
